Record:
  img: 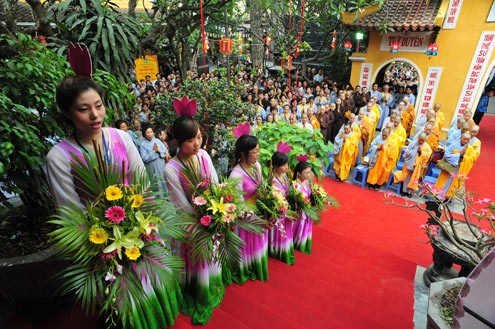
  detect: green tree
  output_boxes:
[47,0,142,82]
[0,33,132,230]
[153,77,256,174]
[139,0,238,79]
[256,0,383,83]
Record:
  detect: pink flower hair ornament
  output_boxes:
[277,141,292,155]
[173,96,198,118]
[296,154,308,163]
[232,122,251,138]
[68,43,93,77]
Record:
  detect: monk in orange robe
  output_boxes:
[394,132,432,196]
[333,123,359,181]
[435,133,476,198]
[367,128,399,189]
[401,97,416,137]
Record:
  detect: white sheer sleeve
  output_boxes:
[45,145,84,211]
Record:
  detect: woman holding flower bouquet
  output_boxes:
[164,97,225,325]
[46,65,184,328]
[291,157,314,254]
[46,75,145,212]
[269,145,295,265]
[229,123,269,283]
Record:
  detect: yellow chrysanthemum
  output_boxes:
[131,194,144,208]
[125,246,141,260]
[89,226,108,244]
[106,185,123,201]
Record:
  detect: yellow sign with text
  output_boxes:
[134,55,159,82]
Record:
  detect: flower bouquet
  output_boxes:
[286,181,338,223]
[310,182,339,218]
[256,176,296,237]
[49,142,186,329]
[180,165,265,269]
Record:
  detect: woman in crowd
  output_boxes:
[139,123,168,196]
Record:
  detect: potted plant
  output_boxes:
[384,175,495,286]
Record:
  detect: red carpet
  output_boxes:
[4,116,494,329]
[465,114,495,198]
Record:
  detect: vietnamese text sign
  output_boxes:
[359,63,373,89]
[453,31,495,123]
[415,67,443,121]
[443,0,464,29]
[134,55,159,83]
[380,32,433,53]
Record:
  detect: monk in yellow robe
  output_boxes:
[367,128,399,189]
[370,97,381,124]
[365,102,377,151]
[308,108,321,130]
[394,132,432,196]
[433,103,446,130]
[401,97,416,137]
[333,123,359,181]
[355,108,372,163]
[435,133,475,198]
[391,118,407,151]
[424,124,439,153]
[468,125,481,160]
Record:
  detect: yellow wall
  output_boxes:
[350,0,495,129]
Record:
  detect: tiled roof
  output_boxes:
[350,0,443,31]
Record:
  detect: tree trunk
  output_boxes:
[2,0,18,35]
[128,0,137,17]
[25,0,52,37]
[179,39,191,79]
[249,0,263,69]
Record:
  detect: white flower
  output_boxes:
[105,271,116,282]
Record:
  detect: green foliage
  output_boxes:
[48,0,142,82]
[255,122,333,180]
[154,77,256,171]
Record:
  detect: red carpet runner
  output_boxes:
[6,117,494,329]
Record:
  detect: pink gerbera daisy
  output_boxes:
[200,215,212,226]
[105,206,126,223]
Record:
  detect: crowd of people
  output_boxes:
[125,62,482,202]
[46,61,484,325]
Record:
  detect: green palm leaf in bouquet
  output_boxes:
[48,142,186,328]
[178,159,265,269]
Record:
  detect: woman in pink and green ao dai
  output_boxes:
[229,134,269,283]
[292,160,313,254]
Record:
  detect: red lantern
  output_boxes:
[426,43,438,57]
[219,38,233,55]
[343,41,353,52]
[390,42,400,53]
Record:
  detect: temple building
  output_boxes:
[344,0,495,135]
